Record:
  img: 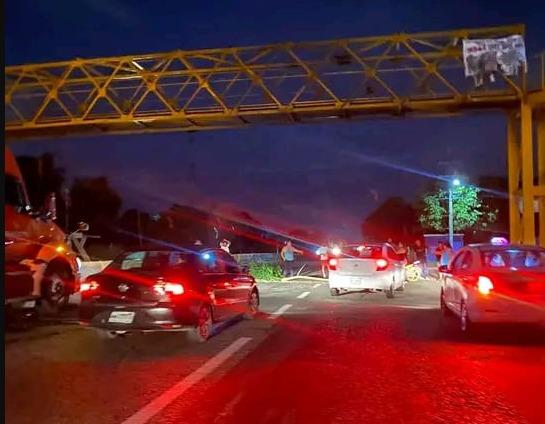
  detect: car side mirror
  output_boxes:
[44,192,57,220]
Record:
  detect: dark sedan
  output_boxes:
[79,248,259,342]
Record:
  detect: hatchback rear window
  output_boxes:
[344,245,383,259]
[481,249,545,270]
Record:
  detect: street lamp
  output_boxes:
[448,178,462,247]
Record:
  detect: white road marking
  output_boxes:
[297,291,311,299]
[121,337,252,424]
[382,304,439,310]
[268,304,292,319]
[312,283,321,288]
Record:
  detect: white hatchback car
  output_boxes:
[441,244,545,332]
[328,244,407,297]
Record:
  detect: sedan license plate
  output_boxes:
[108,311,135,324]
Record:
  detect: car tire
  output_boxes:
[330,288,340,297]
[385,283,395,299]
[244,290,259,319]
[41,269,70,316]
[460,301,471,333]
[95,329,126,340]
[440,290,452,316]
[188,305,213,343]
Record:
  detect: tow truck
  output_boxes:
[5,147,81,323]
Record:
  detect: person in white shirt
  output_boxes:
[219,239,231,253]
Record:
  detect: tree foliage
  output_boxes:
[419,185,497,232]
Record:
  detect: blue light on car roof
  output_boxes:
[202,252,211,260]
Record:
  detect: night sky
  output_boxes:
[6,0,545,239]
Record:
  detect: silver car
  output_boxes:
[328,244,407,297]
[441,244,545,332]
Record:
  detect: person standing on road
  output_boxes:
[219,239,231,253]
[316,245,329,278]
[396,242,408,261]
[281,240,303,278]
[434,242,445,265]
[414,239,428,278]
[439,242,453,269]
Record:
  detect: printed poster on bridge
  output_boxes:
[463,35,527,85]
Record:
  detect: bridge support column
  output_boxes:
[520,102,535,245]
[507,111,521,244]
[538,110,545,246]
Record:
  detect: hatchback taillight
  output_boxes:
[328,258,338,271]
[154,282,185,296]
[376,258,389,271]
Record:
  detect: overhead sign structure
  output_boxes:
[463,35,527,86]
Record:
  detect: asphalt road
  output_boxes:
[5,280,545,424]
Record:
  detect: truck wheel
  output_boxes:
[330,288,340,297]
[41,269,70,316]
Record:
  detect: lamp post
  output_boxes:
[448,178,461,247]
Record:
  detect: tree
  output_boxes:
[419,185,497,232]
[362,197,420,243]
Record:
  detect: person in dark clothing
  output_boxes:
[434,242,445,264]
[414,239,428,278]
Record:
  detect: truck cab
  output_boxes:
[5,147,80,317]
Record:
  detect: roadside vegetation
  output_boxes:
[249,263,283,282]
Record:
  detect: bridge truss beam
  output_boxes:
[5,25,530,140]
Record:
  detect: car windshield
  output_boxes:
[5,175,27,208]
[481,248,545,270]
[110,251,192,271]
[344,245,383,259]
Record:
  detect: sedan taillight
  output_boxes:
[376,258,389,271]
[328,258,338,271]
[80,280,99,292]
[154,282,185,296]
[477,276,494,295]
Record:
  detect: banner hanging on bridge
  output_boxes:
[462,35,527,86]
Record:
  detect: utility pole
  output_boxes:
[448,187,454,248]
[448,178,461,247]
[63,186,70,233]
[137,210,143,247]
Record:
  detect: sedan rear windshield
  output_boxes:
[109,251,193,271]
[481,248,545,270]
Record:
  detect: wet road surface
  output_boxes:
[5,280,545,424]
